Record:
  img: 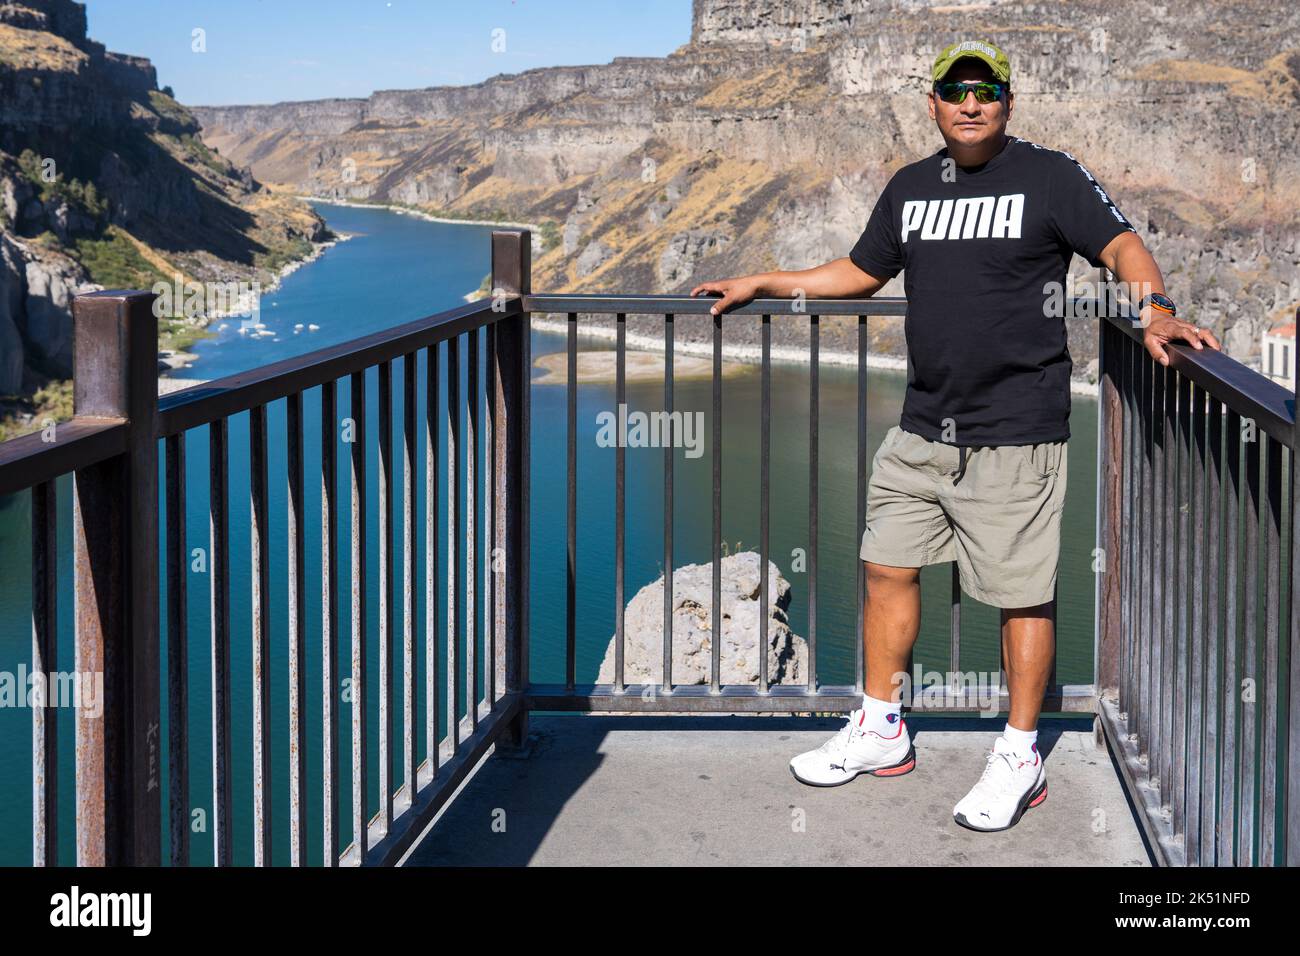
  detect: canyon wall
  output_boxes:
[191,0,1300,376]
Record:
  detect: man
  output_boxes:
[690,39,1220,831]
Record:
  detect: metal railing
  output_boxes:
[519,292,1086,714]
[4,225,1294,867]
[1,232,532,866]
[1095,307,1300,867]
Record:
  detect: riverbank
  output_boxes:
[296,196,541,233]
[529,313,1102,397]
[157,231,354,381]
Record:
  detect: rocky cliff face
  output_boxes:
[0,0,327,400]
[192,0,1300,375]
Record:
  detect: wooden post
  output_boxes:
[492,230,531,749]
[71,290,161,866]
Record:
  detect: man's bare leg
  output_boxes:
[787,560,920,784]
[1001,601,1054,732]
[951,601,1053,829]
[863,561,923,702]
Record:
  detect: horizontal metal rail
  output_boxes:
[526,684,1098,713]
[523,293,908,316]
[156,298,515,437]
[0,417,127,498]
[1105,312,1295,448]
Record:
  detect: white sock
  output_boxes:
[861,693,903,737]
[1002,722,1038,758]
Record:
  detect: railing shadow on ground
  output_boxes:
[401,713,1148,867]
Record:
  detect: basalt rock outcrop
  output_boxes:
[595,550,808,687]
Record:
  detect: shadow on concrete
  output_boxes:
[403,713,1151,867]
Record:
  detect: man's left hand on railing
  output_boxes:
[1141,311,1222,367]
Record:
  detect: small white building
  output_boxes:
[1262,321,1296,389]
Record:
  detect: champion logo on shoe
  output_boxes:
[885,713,900,724]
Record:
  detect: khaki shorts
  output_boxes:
[859,425,1068,608]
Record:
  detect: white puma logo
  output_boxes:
[900,194,1025,243]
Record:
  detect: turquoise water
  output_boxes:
[0,202,1099,865]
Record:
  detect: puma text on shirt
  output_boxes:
[849,136,1135,445]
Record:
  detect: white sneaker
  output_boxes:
[952,737,1047,831]
[788,709,915,786]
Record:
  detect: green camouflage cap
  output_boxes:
[932,39,1012,85]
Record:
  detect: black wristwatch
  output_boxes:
[1137,292,1177,317]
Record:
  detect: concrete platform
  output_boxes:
[401,715,1152,867]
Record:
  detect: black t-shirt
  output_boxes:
[849,135,1135,446]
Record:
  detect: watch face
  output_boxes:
[1150,293,1175,311]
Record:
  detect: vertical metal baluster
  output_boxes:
[1120,333,1133,723]
[467,329,479,727]
[615,313,626,693]
[350,370,368,861]
[1161,367,1177,804]
[1289,396,1300,865]
[250,403,271,866]
[1173,375,1191,846]
[31,480,57,866]
[288,392,306,866]
[1204,397,1223,865]
[1128,336,1141,732]
[485,326,497,710]
[378,360,393,834]
[1221,409,1241,864]
[566,313,577,694]
[712,307,722,693]
[402,353,416,806]
[210,418,232,866]
[1290,356,1300,866]
[950,567,961,686]
[448,337,461,749]
[808,313,819,694]
[1240,420,1260,865]
[1150,364,1166,781]
[165,435,187,867]
[855,314,866,695]
[1261,435,1282,865]
[1138,351,1153,760]
[426,344,440,777]
[1188,384,1207,864]
[760,313,771,692]
[663,313,674,693]
[321,380,339,865]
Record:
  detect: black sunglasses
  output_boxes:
[933,80,1009,104]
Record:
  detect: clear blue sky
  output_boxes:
[81,0,693,106]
